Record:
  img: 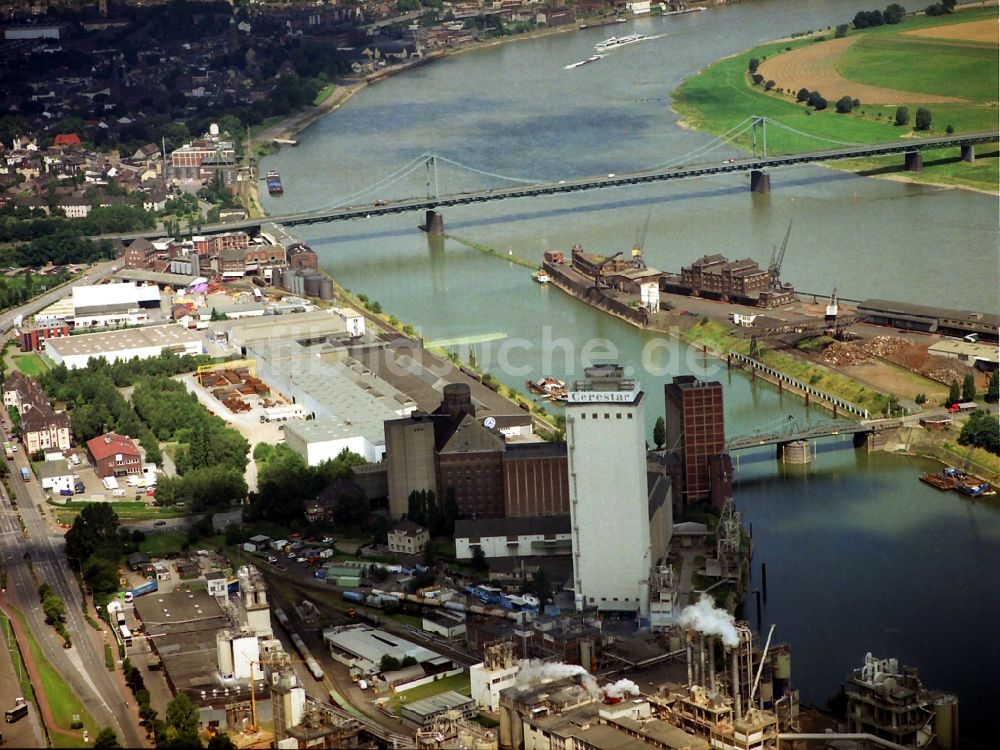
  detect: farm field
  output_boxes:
[671,5,998,192]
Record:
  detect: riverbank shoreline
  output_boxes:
[670,3,999,195]
[254,19,601,149]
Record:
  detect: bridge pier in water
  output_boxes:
[961,144,976,163]
[904,151,923,172]
[419,209,444,235]
[777,439,811,464]
[750,170,771,193]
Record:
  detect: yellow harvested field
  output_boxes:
[903,18,997,44]
[758,36,964,105]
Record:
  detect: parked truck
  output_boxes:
[19,467,29,482]
[128,579,159,600]
[3,442,12,460]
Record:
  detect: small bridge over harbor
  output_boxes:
[115,118,997,241]
[726,414,903,463]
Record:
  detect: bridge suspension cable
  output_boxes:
[645,116,759,170]
[315,152,431,211]
[431,154,546,185]
[760,116,863,148]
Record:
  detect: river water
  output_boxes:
[260,0,1000,739]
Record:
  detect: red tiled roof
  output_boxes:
[86,433,139,461]
[53,133,81,147]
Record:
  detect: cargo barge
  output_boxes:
[919,467,995,497]
[266,170,283,195]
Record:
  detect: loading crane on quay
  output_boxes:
[591,251,623,296]
[767,221,792,291]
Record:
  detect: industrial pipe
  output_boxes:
[731,647,741,721]
[708,637,716,692]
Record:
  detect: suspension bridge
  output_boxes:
[118,117,996,240]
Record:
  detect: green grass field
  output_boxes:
[52,501,188,525]
[672,6,998,191]
[838,36,997,101]
[391,672,471,714]
[14,610,97,747]
[12,353,50,377]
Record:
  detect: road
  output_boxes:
[0,443,146,746]
[0,259,119,334]
[0,261,144,747]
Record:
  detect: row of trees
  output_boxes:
[945,373,978,407]
[248,444,368,525]
[38,581,70,647]
[852,4,907,29]
[925,0,956,16]
[64,503,144,608]
[40,362,163,465]
[406,488,461,537]
[957,410,999,456]
[132,377,249,474]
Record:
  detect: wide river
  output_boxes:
[261,0,1000,740]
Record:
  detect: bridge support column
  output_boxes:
[961,144,975,163]
[904,151,923,172]
[778,439,811,464]
[750,170,771,193]
[419,209,444,235]
[853,431,872,451]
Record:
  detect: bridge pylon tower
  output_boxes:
[425,154,439,199]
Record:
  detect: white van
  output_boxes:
[112,488,127,497]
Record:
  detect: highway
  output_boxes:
[0,259,145,747]
[0,445,146,747]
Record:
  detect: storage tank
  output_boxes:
[319,279,334,300]
[933,695,959,750]
[216,630,234,678]
[280,269,296,292]
[304,275,322,298]
[774,652,791,680]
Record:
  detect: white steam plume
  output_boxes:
[679,595,740,647]
[516,659,600,700]
[603,678,640,699]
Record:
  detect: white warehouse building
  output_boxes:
[566,364,652,617]
[45,325,204,370]
[283,417,386,465]
[71,282,162,329]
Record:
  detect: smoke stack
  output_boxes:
[686,631,693,686]
[708,637,716,693]
[699,635,706,687]
[731,647,742,721]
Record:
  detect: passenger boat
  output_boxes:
[564,54,604,70]
[594,33,648,52]
[265,170,283,195]
[533,269,552,283]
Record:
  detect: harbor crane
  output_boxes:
[591,251,623,296]
[631,208,652,269]
[767,221,792,291]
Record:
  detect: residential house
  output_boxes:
[86,432,142,478]
[387,519,430,557]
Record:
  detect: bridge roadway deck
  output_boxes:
[115,131,997,241]
[726,422,875,453]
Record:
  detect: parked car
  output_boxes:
[153,520,167,527]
